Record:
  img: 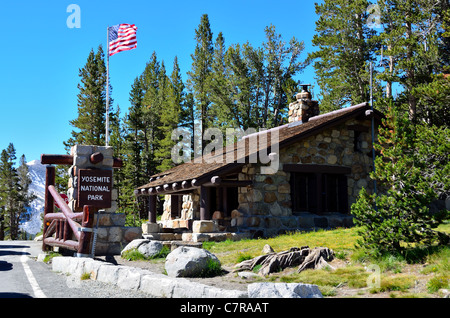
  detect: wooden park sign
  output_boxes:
[77,169,113,208]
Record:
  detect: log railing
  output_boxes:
[42,165,97,257]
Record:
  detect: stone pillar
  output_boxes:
[68,145,115,212]
[67,145,141,255]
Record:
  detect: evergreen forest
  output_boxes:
[8,1,448,251]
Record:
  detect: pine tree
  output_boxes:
[309,0,377,112]
[225,43,256,129]
[0,144,32,240]
[153,61,174,171]
[16,155,36,229]
[377,0,444,120]
[64,45,112,149]
[155,57,185,172]
[187,14,214,144]
[209,32,236,130]
[351,105,449,256]
[141,52,163,178]
[0,144,18,239]
[124,76,146,189]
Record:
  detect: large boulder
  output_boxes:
[248,282,323,298]
[165,246,221,278]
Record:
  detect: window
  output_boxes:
[290,171,348,214]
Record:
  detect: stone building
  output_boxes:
[136,87,382,241]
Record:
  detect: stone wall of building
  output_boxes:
[67,145,141,255]
[234,118,375,237]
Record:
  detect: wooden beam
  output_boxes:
[41,154,73,165]
[347,124,369,132]
[90,152,104,164]
[41,154,123,168]
[283,164,351,175]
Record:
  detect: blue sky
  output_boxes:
[0,0,321,164]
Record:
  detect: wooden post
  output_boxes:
[200,186,210,220]
[77,205,96,257]
[148,195,157,224]
[63,220,69,242]
[222,187,228,218]
[42,165,55,251]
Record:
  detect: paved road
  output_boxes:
[0,240,151,299]
[0,240,91,298]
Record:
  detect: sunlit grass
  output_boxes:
[205,227,360,265]
[200,222,449,297]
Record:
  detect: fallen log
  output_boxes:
[233,246,334,276]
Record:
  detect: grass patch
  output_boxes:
[43,252,62,263]
[277,266,369,288]
[199,258,223,278]
[427,274,449,293]
[236,252,253,263]
[202,223,450,297]
[370,274,415,293]
[80,272,91,280]
[207,227,360,266]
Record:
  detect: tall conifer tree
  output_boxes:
[65,45,112,149]
[309,0,377,112]
[187,14,214,145]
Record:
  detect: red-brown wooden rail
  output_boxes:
[42,165,97,257]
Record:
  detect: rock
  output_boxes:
[212,211,224,220]
[262,244,275,254]
[192,220,215,233]
[238,271,259,280]
[165,246,221,278]
[120,239,150,256]
[248,282,322,298]
[142,222,160,234]
[231,209,243,218]
[120,239,163,258]
[439,289,450,298]
[137,241,163,258]
[264,192,277,203]
[278,182,291,194]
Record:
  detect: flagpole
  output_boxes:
[106,25,110,146]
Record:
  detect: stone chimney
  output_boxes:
[288,84,320,124]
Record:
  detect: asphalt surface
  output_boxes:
[0,240,150,299]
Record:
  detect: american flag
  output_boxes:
[108,24,138,57]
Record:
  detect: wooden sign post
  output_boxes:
[77,169,113,209]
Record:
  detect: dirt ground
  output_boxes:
[96,254,447,298]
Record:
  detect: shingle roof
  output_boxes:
[137,102,378,194]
